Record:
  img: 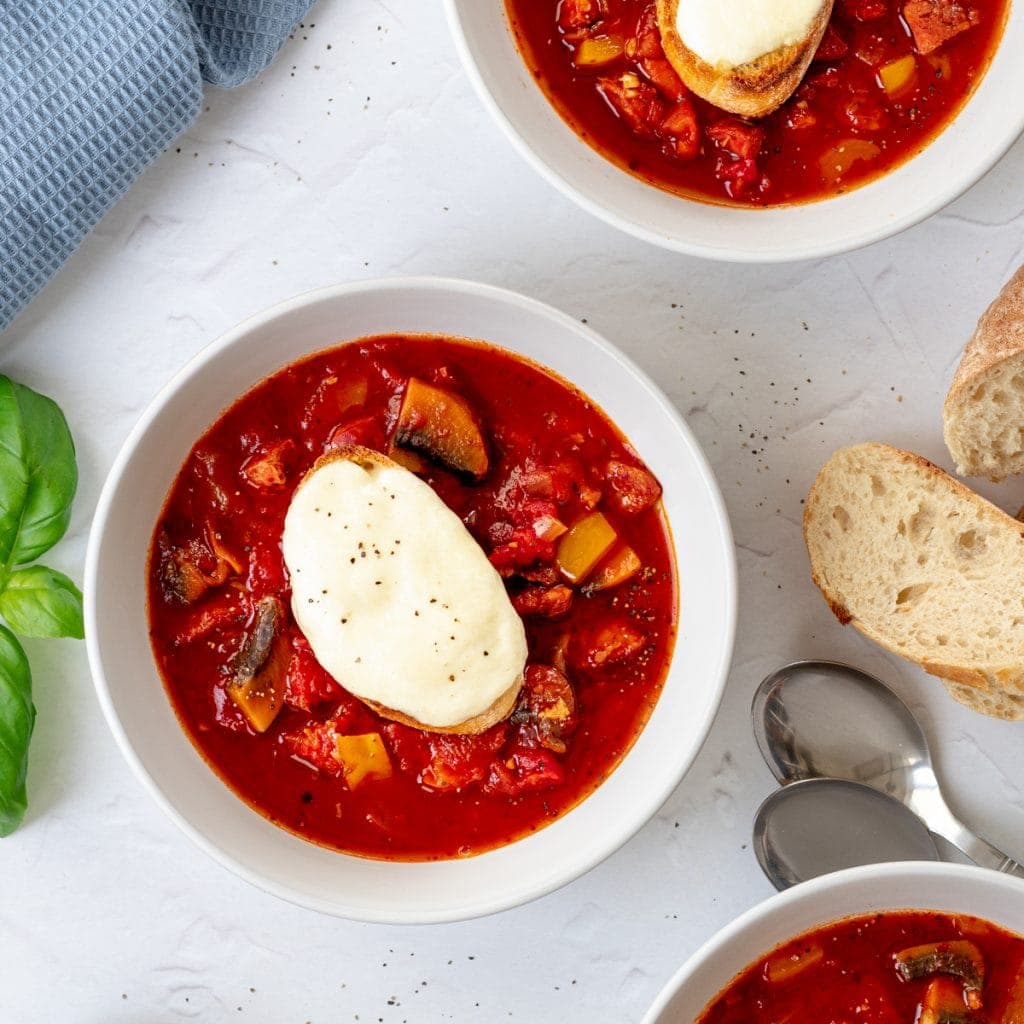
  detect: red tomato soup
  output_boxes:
[147,335,677,860]
[506,0,1008,205]
[699,911,1024,1024]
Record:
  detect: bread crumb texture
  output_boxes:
[805,442,1024,719]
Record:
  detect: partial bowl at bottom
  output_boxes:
[643,862,1024,1022]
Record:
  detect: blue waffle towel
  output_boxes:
[0,0,314,331]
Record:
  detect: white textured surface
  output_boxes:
[2,2,1023,1021]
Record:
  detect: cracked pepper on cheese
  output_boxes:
[283,455,527,730]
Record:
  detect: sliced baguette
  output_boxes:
[292,446,523,735]
[804,442,1024,719]
[943,265,1024,480]
[655,0,833,118]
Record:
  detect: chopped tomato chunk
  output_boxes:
[483,746,565,795]
[785,100,818,130]
[513,460,582,505]
[325,414,385,451]
[512,584,574,619]
[814,24,850,61]
[640,57,686,102]
[605,459,662,514]
[489,527,556,575]
[246,539,288,599]
[285,640,340,711]
[378,722,506,791]
[240,440,297,491]
[558,0,604,32]
[904,0,980,53]
[627,6,663,59]
[173,593,244,646]
[285,718,347,778]
[707,119,765,162]
[512,664,577,753]
[597,72,665,138]
[661,99,700,160]
[575,618,647,669]
[715,154,763,197]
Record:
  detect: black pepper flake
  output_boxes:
[448,674,455,682]
[350,557,356,564]
[341,618,348,624]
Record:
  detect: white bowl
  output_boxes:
[85,277,737,923]
[643,862,1024,1022]
[445,1,1024,261]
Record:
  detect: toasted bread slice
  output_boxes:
[804,442,1024,719]
[941,679,1024,722]
[655,0,833,118]
[359,688,520,736]
[287,445,524,736]
[943,265,1024,481]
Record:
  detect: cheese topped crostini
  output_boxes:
[282,446,527,735]
[655,0,834,118]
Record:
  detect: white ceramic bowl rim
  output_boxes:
[84,276,737,923]
[444,1,1024,262]
[642,861,1024,1023]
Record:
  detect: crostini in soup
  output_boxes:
[656,0,834,119]
[148,334,677,860]
[506,0,1008,205]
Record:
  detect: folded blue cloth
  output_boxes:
[0,0,314,331]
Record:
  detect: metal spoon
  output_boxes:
[752,660,1024,877]
[754,777,940,890]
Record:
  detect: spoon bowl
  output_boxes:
[752,661,1023,877]
[753,777,939,890]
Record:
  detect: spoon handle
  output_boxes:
[928,802,1024,877]
[968,839,1024,879]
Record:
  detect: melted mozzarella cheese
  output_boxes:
[676,0,823,68]
[282,456,527,729]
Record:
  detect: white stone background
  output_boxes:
[2,1,1023,1021]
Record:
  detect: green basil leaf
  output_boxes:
[0,565,84,639]
[0,376,77,569]
[0,624,33,837]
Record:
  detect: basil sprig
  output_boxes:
[0,377,81,836]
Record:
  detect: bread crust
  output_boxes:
[944,264,1024,415]
[292,445,523,735]
[804,442,1024,718]
[655,0,833,118]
